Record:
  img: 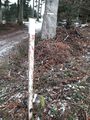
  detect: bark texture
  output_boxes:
[41,0,59,39]
[0,0,2,23]
[17,0,23,24]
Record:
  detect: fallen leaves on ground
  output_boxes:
[0,26,90,120]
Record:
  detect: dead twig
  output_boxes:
[64,35,69,41]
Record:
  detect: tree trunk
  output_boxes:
[17,0,20,23]
[41,0,59,39]
[0,0,2,23]
[17,0,23,24]
[37,0,40,21]
[0,9,2,24]
[32,0,34,18]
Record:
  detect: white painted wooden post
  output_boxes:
[28,18,35,120]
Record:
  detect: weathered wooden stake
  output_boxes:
[28,18,35,120]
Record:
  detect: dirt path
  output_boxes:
[0,30,28,57]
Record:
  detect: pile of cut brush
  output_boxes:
[0,27,90,120]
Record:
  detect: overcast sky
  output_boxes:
[9,0,34,6]
[9,0,17,3]
[9,0,45,15]
[9,0,33,4]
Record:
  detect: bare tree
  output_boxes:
[41,0,59,39]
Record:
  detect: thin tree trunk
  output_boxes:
[32,0,34,18]
[41,0,59,39]
[20,0,23,21]
[0,0,2,23]
[37,0,40,21]
[17,0,20,23]
[17,0,23,24]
